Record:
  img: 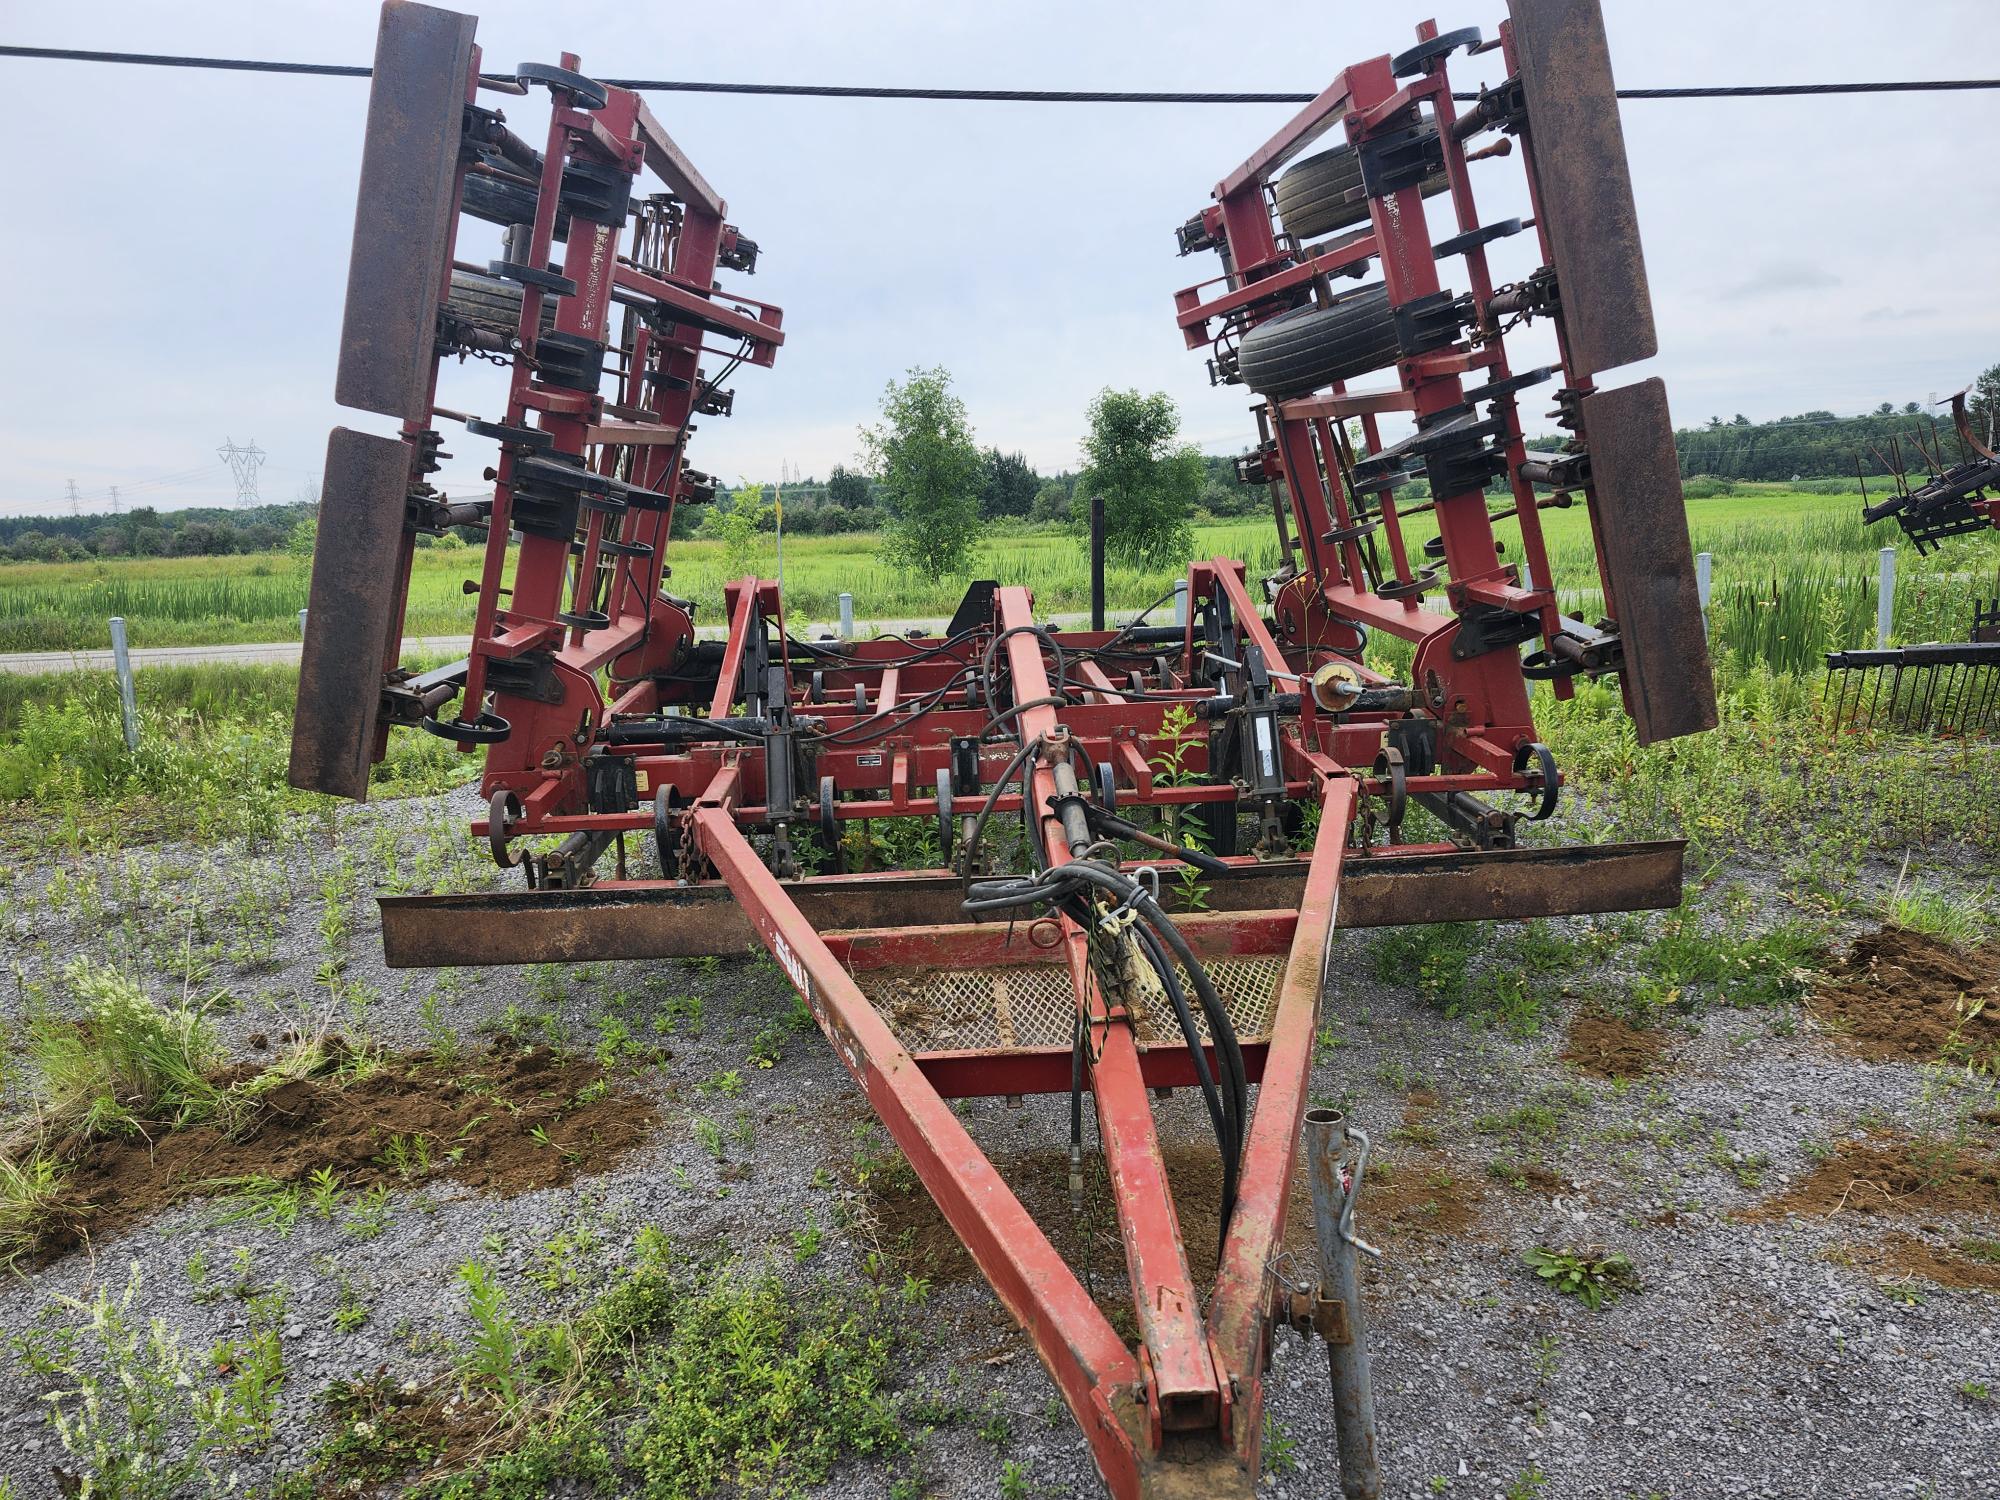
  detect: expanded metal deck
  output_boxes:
[864,957,1288,1053]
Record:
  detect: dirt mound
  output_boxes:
[1743,1128,2000,1223]
[1812,926,2000,1064]
[1562,1010,1672,1078]
[39,1043,659,1260]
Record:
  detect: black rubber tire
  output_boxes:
[461,166,572,239]
[445,271,553,339]
[1272,126,1451,242]
[1236,287,1400,400]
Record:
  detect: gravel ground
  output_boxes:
[1,781,1995,1499]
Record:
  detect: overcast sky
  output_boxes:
[2,0,1995,519]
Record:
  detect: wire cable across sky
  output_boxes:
[1,44,1996,102]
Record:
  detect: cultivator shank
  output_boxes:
[292,4,1713,1495]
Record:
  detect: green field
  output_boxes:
[1,488,1994,678]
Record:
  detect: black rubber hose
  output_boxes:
[1047,862,1250,1139]
[956,736,1042,880]
[1083,807,1232,875]
[1133,920,1238,1250]
[963,860,1248,1242]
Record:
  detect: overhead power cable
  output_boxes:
[1,45,1996,102]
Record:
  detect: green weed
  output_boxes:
[1522,1245,1640,1311]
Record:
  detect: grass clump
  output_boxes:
[0,1154,65,1269]
[29,958,226,1137]
[278,1228,906,1499]
[1369,919,1582,1037]
[1886,884,1989,949]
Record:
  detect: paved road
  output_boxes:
[0,611,1118,675]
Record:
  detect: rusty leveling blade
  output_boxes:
[288,428,415,800]
[1584,378,1718,744]
[333,1,476,421]
[1510,0,1657,379]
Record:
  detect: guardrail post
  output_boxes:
[1172,578,1188,627]
[1695,551,1712,640]
[109,617,139,753]
[838,591,854,639]
[1877,546,1896,649]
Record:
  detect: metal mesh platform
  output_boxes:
[865,957,1288,1053]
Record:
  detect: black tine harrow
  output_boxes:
[1825,634,2000,737]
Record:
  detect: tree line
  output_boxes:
[5,361,1990,565]
[0,504,303,565]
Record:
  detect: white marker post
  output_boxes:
[1877,546,1896,649]
[838,591,854,640]
[1173,579,1189,627]
[108,617,139,752]
[298,607,309,636]
[1694,552,1712,641]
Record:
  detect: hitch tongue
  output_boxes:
[1304,1108,1383,1500]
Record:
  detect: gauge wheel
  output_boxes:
[1236,286,1400,400]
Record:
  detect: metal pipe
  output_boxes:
[1877,546,1896,649]
[1304,1107,1381,1500]
[1089,488,1107,632]
[108,617,139,753]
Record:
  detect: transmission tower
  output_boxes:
[217,437,267,509]
[65,479,80,517]
[110,485,122,515]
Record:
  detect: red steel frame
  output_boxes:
[296,8,1710,1495]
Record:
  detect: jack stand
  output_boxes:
[1304,1107,1384,1500]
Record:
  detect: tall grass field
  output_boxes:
[1,486,1994,679]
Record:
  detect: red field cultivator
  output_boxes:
[291,3,1714,1493]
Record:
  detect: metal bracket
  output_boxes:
[1356,119,1446,198]
[1451,601,1545,661]
[1176,212,1223,256]
[1394,290,1477,358]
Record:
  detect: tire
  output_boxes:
[444,271,554,340]
[1236,287,1399,400]
[461,169,542,231]
[1272,126,1450,242]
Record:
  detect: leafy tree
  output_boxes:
[715,483,772,579]
[860,367,984,575]
[979,448,1041,519]
[1968,362,2000,449]
[285,510,318,572]
[1076,389,1205,569]
[825,465,871,510]
[1029,483,1072,524]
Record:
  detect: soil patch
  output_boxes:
[1562,1009,1672,1078]
[1846,1231,2000,1294]
[1743,1128,2000,1224]
[1365,1153,1485,1238]
[36,1042,658,1261]
[1812,926,2000,1065]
